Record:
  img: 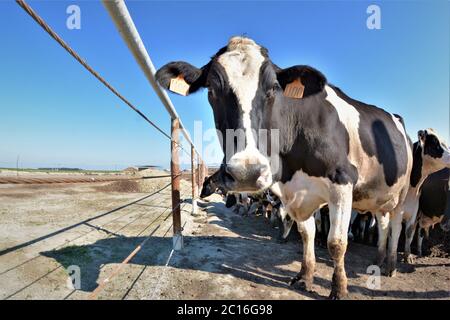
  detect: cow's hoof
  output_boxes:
[291,279,313,292]
[328,290,348,300]
[384,267,397,277]
[289,275,301,286]
[404,254,415,264]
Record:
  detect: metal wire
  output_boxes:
[88,201,183,300]
[2,192,173,299]
[15,0,191,155]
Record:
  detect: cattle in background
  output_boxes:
[225,193,237,208]
[202,172,295,242]
[351,212,377,245]
[314,207,376,247]
[394,130,450,267]
[156,36,414,299]
[254,190,295,242]
[416,168,450,256]
[200,170,227,199]
[233,193,251,215]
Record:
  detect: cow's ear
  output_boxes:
[155,61,207,95]
[418,130,427,147]
[275,65,327,97]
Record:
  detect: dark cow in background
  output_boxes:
[199,171,247,213]
[156,36,415,299]
[314,207,377,247]
[416,168,450,256]
[200,170,294,241]
[200,170,226,199]
[398,130,450,265]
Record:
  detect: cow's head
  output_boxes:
[418,129,450,172]
[156,36,326,192]
[200,170,228,198]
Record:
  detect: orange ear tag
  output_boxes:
[169,75,190,96]
[284,78,305,99]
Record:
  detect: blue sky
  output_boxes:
[0,0,448,170]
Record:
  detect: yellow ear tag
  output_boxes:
[284,78,305,99]
[169,75,190,96]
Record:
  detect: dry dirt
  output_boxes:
[0,176,449,300]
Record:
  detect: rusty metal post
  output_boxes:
[171,118,183,250]
[191,145,197,214]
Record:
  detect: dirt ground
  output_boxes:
[0,176,449,300]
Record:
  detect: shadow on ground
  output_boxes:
[41,199,450,300]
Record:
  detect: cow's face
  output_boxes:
[156,37,281,192]
[199,175,216,198]
[200,170,227,198]
[418,129,450,172]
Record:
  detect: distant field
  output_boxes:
[0,168,121,175]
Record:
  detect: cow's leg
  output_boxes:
[290,215,316,291]
[368,215,377,246]
[321,210,330,247]
[270,206,278,227]
[327,184,353,300]
[418,226,430,257]
[416,226,428,257]
[248,201,259,215]
[403,216,418,264]
[348,211,358,241]
[386,211,403,277]
[375,211,390,266]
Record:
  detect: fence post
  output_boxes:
[191,145,197,214]
[171,118,183,250]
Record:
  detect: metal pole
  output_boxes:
[191,145,197,214]
[171,118,183,250]
[102,0,196,147]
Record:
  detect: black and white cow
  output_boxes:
[416,168,450,256]
[396,130,450,266]
[156,36,413,299]
[200,171,224,199]
[200,171,249,214]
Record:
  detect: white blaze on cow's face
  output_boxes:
[217,37,272,191]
